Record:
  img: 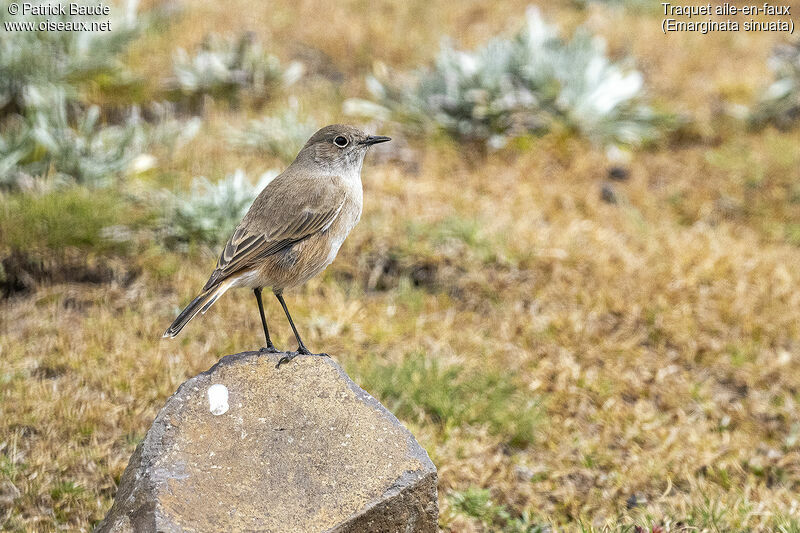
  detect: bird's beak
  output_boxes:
[360,135,391,146]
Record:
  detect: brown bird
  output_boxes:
[163,124,390,366]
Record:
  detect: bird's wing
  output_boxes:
[202,173,347,290]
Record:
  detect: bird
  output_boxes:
[163,124,390,366]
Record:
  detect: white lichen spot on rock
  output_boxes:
[207,384,229,415]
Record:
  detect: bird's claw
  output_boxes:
[299,348,329,358]
[260,345,280,354]
[296,345,329,357]
[275,353,297,368]
[275,349,330,368]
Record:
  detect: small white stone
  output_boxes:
[207,384,229,416]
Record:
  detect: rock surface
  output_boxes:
[96,352,438,533]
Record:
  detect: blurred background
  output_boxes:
[2,0,800,530]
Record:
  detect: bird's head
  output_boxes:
[294,124,391,174]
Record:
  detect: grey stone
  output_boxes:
[96,352,438,533]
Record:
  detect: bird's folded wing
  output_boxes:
[203,174,346,290]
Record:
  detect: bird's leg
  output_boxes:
[275,292,312,354]
[254,288,279,353]
[274,291,328,368]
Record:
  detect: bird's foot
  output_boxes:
[260,344,280,354]
[275,348,329,368]
[296,345,328,358]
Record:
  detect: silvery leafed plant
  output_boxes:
[749,40,800,129]
[0,0,143,188]
[346,7,662,148]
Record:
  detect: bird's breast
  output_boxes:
[323,199,361,266]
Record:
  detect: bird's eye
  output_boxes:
[333,136,348,147]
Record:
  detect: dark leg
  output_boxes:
[254,288,279,353]
[274,291,328,367]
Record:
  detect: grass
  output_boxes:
[0,187,137,253]
[446,487,546,532]
[355,351,544,447]
[3,0,800,531]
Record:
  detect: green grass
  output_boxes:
[356,352,544,447]
[0,187,136,254]
[446,487,547,532]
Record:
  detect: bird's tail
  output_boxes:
[163,279,234,338]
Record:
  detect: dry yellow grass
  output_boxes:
[3,0,800,531]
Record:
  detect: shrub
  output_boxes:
[749,40,800,129]
[170,33,304,109]
[130,101,203,155]
[0,88,138,189]
[345,7,661,148]
[0,0,142,119]
[163,169,277,246]
[0,92,201,189]
[227,105,317,162]
[0,0,162,188]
